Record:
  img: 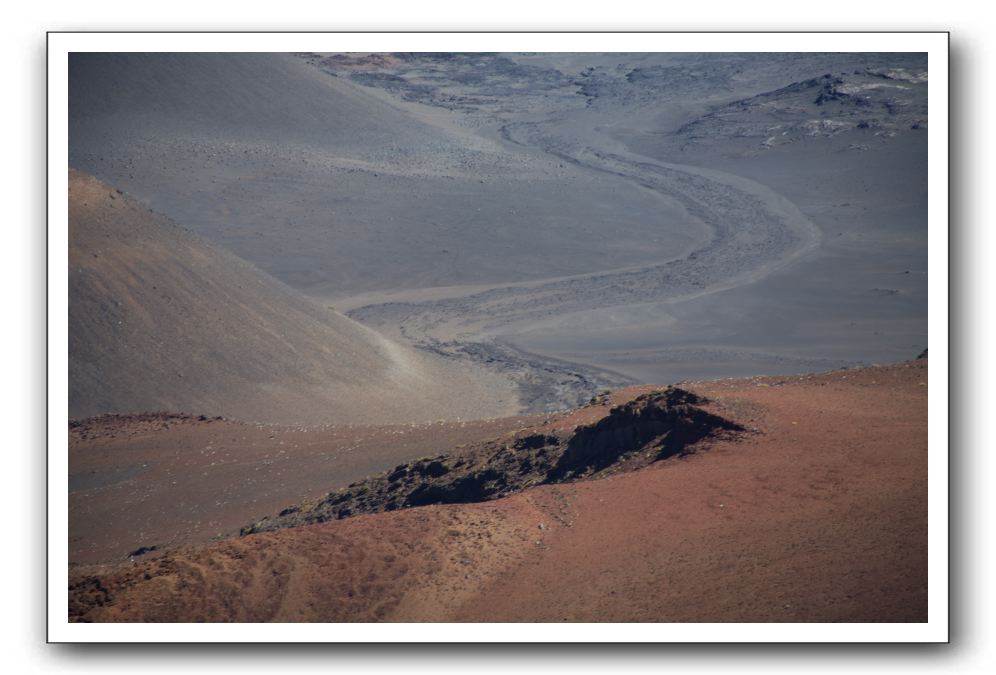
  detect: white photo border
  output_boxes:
[47,31,949,643]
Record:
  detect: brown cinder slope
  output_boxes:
[69,360,927,622]
[68,169,517,424]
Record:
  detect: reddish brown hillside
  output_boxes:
[69,360,928,622]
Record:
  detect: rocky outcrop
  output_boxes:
[549,388,741,481]
[241,388,744,535]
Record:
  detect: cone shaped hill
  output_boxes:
[68,169,517,425]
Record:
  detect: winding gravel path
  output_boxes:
[353,128,819,335]
[346,120,821,411]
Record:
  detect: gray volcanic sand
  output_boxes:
[70,52,928,411]
[69,169,517,424]
[70,53,703,297]
[514,138,927,383]
[519,69,927,384]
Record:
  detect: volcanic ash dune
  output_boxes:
[68,169,517,424]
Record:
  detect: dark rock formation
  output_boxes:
[241,388,744,535]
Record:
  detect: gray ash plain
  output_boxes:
[70,52,927,412]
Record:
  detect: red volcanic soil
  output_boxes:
[68,360,928,622]
[69,413,545,565]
